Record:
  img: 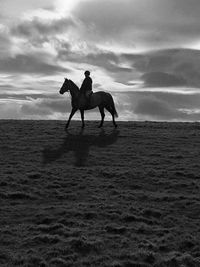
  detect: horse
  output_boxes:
[59,78,118,129]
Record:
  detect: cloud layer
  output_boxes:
[1,0,200,121]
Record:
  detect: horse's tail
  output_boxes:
[109,94,118,118]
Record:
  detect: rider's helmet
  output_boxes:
[84,70,90,76]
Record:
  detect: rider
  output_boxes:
[80,70,93,106]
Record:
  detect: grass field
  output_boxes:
[1,120,200,266]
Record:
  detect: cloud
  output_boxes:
[0,54,69,75]
[5,94,102,120]
[20,96,71,116]
[10,14,78,58]
[0,0,54,20]
[5,1,200,90]
[58,46,200,89]
[141,72,187,87]
[0,91,60,100]
[58,47,133,76]
[72,0,200,50]
[134,97,180,120]
[0,95,72,119]
[2,90,200,121]
[138,92,200,110]
[1,0,200,121]
[119,91,200,121]
[0,100,22,119]
[121,48,200,88]
[0,25,12,57]
[134,96,200,121]
[12,16,76,38]
[21,102,52,116]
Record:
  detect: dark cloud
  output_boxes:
[73,0,200,48]
[74,0,136,36]
[86,53,132,73]
[141,72,187,87]
[8,1,200,89]
[10,15,76,53]
[121,49,200,88]
[12,17,76,38]
[137,92,200,110]
[117,91,200,121]
[58,46,200,88]
[135,97,178,120]
[58,46,133,77]
[58,47,200,88]
[0,84,16,91]
[0,54,69,75]
[134,96,200,121]
[0,33,11,55]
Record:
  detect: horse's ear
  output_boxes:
[65,77,68,81]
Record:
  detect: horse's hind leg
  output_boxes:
[106,106,117,128]
[80,109,85,129]
[98,106,105,128]
[112,114,117,128]
[112,113,117,128]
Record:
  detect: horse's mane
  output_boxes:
[69,79,80,91]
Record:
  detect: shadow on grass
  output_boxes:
[42,129,119,166]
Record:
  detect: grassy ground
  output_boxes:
[1,120,200,266]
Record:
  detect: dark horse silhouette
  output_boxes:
[42,129,119,166]
[59,78,118,129]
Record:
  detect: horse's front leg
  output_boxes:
[80,109,85,128]
[66,108,77,129]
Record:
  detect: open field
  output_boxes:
[1,120,200,267]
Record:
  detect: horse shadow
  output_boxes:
[42,129,119,166]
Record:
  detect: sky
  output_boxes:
[1,0,200,121]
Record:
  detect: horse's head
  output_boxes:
[59,78,69,94]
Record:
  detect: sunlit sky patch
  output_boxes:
[1,0,200,121]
